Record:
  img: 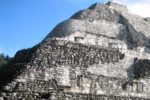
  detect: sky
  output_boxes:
[0,0,150,57]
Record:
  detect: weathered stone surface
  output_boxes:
[1,1,150,100]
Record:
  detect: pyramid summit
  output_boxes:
[1,2,150,100]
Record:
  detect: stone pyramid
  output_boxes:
[1,1,150,100]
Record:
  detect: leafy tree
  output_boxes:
[0,53,12,68]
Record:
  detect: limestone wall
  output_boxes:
[46,19,126,39]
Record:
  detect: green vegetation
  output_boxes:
[0,53,12,69]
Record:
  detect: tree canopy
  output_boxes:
[0,53,11,69]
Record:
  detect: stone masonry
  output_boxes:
[0,1,150,100]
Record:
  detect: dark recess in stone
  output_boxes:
[129,59,150,79]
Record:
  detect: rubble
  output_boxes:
[1,1,150,100]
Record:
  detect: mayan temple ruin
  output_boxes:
[1,1,150,100]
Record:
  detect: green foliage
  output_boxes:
[0,53,12,69]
